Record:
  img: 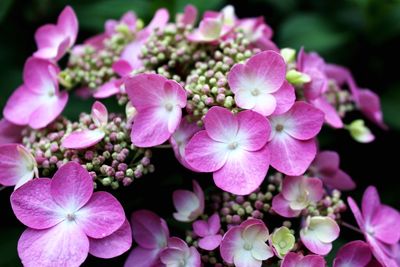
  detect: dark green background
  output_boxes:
[0,0,399,266]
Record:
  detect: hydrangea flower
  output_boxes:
[185,107,271,195]
[34,6,78,61]
[348,186,400,267]
[281,252,325,267]
[267,101,324,176]
[270,226,295,258]
[173,180,204,222]
[355,89,387,130]
[125,73,187,147]
[62,101,109,149]
[193,213,222,250]
[220,219,274,267]
[272,176,323,218]
[237,17,278,51]
[333,240,372,267]
[310,150,355,191]
[179,5,198,26]
[11,162,130,266]
[300,216,340,255]
[0,119,24,145]
[0,144,37,189]
[3,57,68,129]
[227,51,295,116]
[160,237,201,267]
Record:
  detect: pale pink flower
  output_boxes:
[125,210,170,267]
[125,73,187,147]
[237,17,278,51]
[220,219,274,267]
[11,162,130,266]
[348,186,400,267]
[272,176,323,218]
[3,57,68,129]
[193,213,222,250]
[173,180,204,222]
[185,107,271,195]
[267,101,324,176]
[0,144,37,189]
[300,216,340,255]
[62,101,109,149]
[160,237,201,267]
[281,252,325,267]
[333,240,372,267]
[0,119,24,145]
[34,6,78,61]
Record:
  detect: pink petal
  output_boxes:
[190,17,223,42]
[57,6,78,47]
[192,180,205,215]
[361,186,381,223]
[310,217,340,243]
[193,220,209,237]
[62,129,105,149]
[50,162,93,212]
[89,219,132,259]
[281,252,302,267]
[0,119,24,144]
[325,64,349,86]
[252,241,274,261]
[272,193,300,218]
[23,58,59,95]
[371,205,400,244]
[199,235,222,251]
[328,170,356,191]
[91,101,108,127]
[357,89,387,129]
[236,110,271,151]
[173,190,200,222]
[93,79,122,99]
[300,230,332,255]
[18,221,89,267]
[34,25,66,59]
[309,97,344,128]
[120,40,144,70]
[366,236,397,267]
[145,8,169,33]
[347,197,365,232]
[333,240,372,267]
[213,145,270,195]
[313,151,339,174]
[272,81,296,115]
[203,106,238,142]
[233,251,262,267]
[181,5,198,25]
[160,248,185,265]
[220,226,243,264]
[243,222,269,242]
[304,178,324,202]
[299,255,326,267]
[124,247,163,267]
[113,60,134,77]
[208,213,221,235]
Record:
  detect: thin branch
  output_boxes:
[341,221,363,235]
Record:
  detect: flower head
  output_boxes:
[160,237,201,267]
[281,252,325,267]
[185,107,271,195]
[193,213,222,251]
[173,180,204,222]
[270,226,295,258]
[333,240,372,267]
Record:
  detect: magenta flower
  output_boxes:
[193,213,222,250]
[300,216,340,255]
[267,101,324,176]
[0,119,24,144]
[180,5,198,26]
[220,219,274,267]
[125,210,169,267]
[11,162,130,266]
[333,240,372,267]
[348,186,400,267]
[281,252,325,267]
[272,176,323,218]
[173,180,204,222]
[228,51,295,116]
[160,237,201,267]
[62,101,109,149]
[125,73,187,147]
[34,6,78,61]
[185,107,271,195]
[3,57,68,129]
[310,150,355,191]
[356,89,387,130]
[0,144,37,189]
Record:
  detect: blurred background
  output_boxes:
[0,0,399,266]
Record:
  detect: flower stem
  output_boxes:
[154,144,172,149]
[341,221,363,234]
[0,186,6,192]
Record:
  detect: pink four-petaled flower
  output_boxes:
[193,213,222,251]
[281,252,325,267]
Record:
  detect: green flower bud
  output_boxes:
[271,226,295,258]
[280,48,296,64]
[286,69,311,86]
[345,119,375,143]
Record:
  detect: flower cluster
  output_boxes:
[0,3,398,267]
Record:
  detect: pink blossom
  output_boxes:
[237,17,278,51]
[173,180,204,222]
[125,210,170,267]
[62,101,109,149]
[267,101,324,176]
[300,216,340,255]
[3,57,68,129]
[179,5,198,26]
[310,150,355,191]
[125,73,187,147]
[160,237,201,267]
[281,252,325,267]
[0,119,24,144]
[193,213,222,250]
[185,107,271,195]
[11,162,130,266]
[34,6,78,61]
[106,11,137,36]
[356,89,387,130]
[333,240,372,267]
[272,176,323,218]
[228,51,295,116]
[348,186,400,267]
[220,219,274,267]
[0,144,37,189]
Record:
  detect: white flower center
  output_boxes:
[243,242,253,251]
[251,88,260,96]
[228,141,238,150]
[165,103,173,112]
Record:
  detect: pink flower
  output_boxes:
[267,101,324,176]
[3,57,68,129]
[356,89,387,130]
[62,101,109,149]
[125,73,187,147]
[193,213,222,250]
[333,240,372,267]
[272,176,323,218]
[220,219,274,267]
[310,150,355,191]
[160,237,201,267]
[300,216,340,255]
[281,252,325,267]
[125,210,169,267]
[0,119,24,145]
[11,162,130,266]
[34,6,78,61]
[0,144,37,189]
[185,107,271,195]
[348,186,400,267]
[173,180,204,222]
[237,17,278,51]
[179,5,198,26]
[228,51,295,116]
[105,11,137,36]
